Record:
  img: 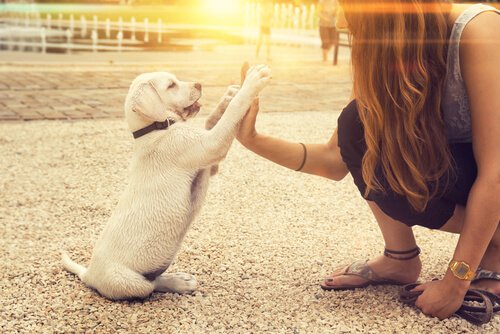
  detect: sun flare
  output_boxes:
[202,0,243,17]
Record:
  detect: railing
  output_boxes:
[0,2,350,58]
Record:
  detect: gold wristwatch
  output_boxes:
[448,260,475,281]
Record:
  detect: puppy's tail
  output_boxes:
[61,252,87,280]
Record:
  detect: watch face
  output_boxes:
[456,265,469,278]
[450,261,473,280]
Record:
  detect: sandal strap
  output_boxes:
[384,247,421,260]
[464,289,499,306]
[473,267,500,283]
[343,260,403,284]
[399,284,498,325]
[455,289,494,325]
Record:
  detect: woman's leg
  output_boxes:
[264,34,271,61]
[322,48,329,62]
[478,227,500,293]
[440,205,500,294]
[256,33,263,58]
[324,201,421,287]
[333,102,499,290]
[319,27,330,62]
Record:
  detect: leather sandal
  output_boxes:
[473,267,500,285]
[321,247,420,291]
[399,283,499,325]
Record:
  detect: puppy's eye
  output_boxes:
[168,82,176,89]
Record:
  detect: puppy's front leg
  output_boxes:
[205,85,239,131]
[204,65,271,151]
[178,65,271,169]
[206,85,240,175]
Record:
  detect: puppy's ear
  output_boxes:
[131,81,168,122]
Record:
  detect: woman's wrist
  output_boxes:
[237,130,259,149]
[443,270,472,293]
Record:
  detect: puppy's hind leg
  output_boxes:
[153,272,197,294]
[96,266,155,300]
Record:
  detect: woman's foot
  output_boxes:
[471,242,500,295]
[322,254,421,289]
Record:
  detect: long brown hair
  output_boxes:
[339,0,453,212]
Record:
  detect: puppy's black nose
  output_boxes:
[194,83,202,91]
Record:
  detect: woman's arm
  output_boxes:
[414,11,500,320]
[237,99,349,181]
[445,10,500,284]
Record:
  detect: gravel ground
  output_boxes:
[1,112,497,333]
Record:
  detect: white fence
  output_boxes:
[0,2,348,53]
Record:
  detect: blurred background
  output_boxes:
[0,0,338,54]
[1,1,496,60]
[1,1,497,59]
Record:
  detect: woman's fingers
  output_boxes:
[411,283,426,292]
[241,62,249,85]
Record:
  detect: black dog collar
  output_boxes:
[133,119,176,139]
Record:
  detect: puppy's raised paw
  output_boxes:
[241,65,271,98]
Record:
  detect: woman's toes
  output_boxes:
[328,275,367,287]
[321,270,368,288]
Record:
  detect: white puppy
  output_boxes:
[62,65,271,300]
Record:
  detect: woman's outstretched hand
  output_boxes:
[236,61,261,146]
[236,97,260,146]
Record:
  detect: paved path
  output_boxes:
[0,44,353,121]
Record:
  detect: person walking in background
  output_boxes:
[256,0,273,62]
[318,0,338,63]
